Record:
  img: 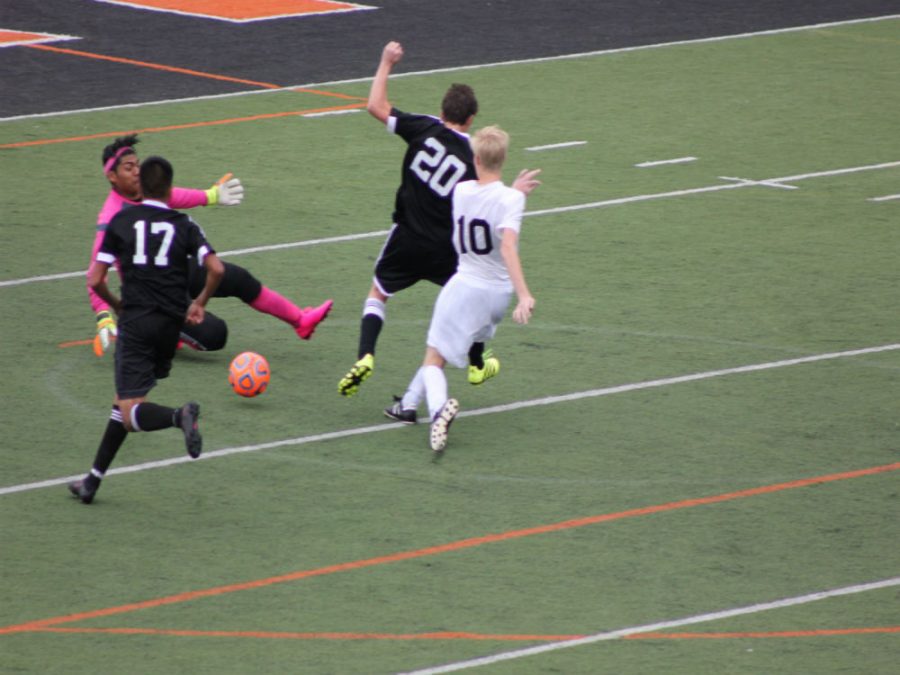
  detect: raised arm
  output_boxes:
[367,41,404,124]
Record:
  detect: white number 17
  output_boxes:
[132,220,175,267]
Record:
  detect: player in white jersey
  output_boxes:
[384,126,541,456]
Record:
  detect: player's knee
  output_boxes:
[221,263,262,304]
[180,316,228,352]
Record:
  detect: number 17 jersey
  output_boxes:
[388,108,476,247]
[97,200,215,319]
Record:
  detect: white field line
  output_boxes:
[399,577,900,674]
[4,159,899,289]
[301,108,362,118]
[869,193,900,202]
[1,14,898,122]
[526,141,588,152]
[523,159,900,216]
[3,342,898,497]
[0,230,389,288]
[636,156,696,167]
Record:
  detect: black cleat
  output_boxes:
[68,479,97,504]
[180,402,202,459]
[384,396,417,425]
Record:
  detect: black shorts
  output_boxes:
[114,310,182,399]
[188,258,262,304]
[373,225,458,296]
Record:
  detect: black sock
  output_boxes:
[90,406,128,479]
[133,402,177,431]
[469,342,485,368]
[358,314,383,359]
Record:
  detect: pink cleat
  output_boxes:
[295,300,334,340]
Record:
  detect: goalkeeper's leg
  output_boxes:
[180,312,228,351]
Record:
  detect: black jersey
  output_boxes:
[97,200,215,319]
[390,108,476,247]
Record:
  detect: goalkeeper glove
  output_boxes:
[94,310,117,356]
[205,173,244,206]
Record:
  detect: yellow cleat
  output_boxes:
[468,350,500,385]
[339,354,374,396]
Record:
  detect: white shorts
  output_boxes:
[427,275,512,368]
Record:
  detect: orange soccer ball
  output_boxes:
[228,351,270,397]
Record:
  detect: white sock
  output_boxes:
[402,367,426,411]
[423,365,448,420]
[363,297,385,320]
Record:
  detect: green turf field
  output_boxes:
[2,19,899,674]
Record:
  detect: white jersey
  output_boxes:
[427,179,524,367]
[452,180,526,290]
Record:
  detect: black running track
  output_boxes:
[0,0,897,118]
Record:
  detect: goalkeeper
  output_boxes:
[88,134,332,355]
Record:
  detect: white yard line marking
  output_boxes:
[4,160,899,290]
[2,14,897,122]
[526,141,587,152]
[869,193,900,202]
[719,175,799,190]
[524,159,900,217]
[301,108,362,118]
[3,342,898,497]
[399,577,900,674]
[0,230,389,288]
[636,156,696,167]
[220,228,388,256]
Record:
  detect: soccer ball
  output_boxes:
[228,351,270,397]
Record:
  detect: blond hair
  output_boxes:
[471,125,509,173]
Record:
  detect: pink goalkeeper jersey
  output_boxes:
[87,187,209,312]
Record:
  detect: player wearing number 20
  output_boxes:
[391,126,540,455]
[338,40,481,397]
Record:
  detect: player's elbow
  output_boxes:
[206,254,225,282]
[86,264,105,291]
[367,100,390,123]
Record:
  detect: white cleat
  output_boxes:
[430,398,459,457]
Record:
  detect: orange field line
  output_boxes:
[58,339,94,348]
[24,43,364,101]
[0,102,367,150]
[26,43,284,89]
[35,626,585,641]
[626,626,900,640]
[3,461,898,635]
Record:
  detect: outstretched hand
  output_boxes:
[511,168,542,196]
[215,174,244,206]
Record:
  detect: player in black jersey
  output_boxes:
[69,156,225,504]
[339,41,540,398]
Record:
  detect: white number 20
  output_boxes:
[132,220,175,267]
[410,138,467,197]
